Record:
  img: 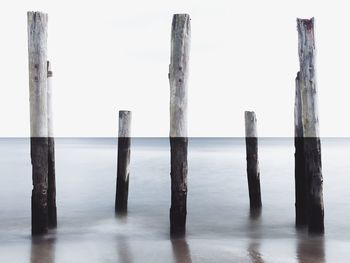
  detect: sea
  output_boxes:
[0,137,349,262]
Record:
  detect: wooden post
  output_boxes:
[168,14,190,236]
[297,18,324,234]
[115,111,132,214]
[294,72,308,227]
[28,11,49,235]
[47,61,57,228]
[244,111,262,210]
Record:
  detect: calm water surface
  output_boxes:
[0,137,349,262]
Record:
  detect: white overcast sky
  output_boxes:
[1,0,349,137]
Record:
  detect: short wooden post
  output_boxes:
[297,17,324,234]
[294,72,308,227]
[244,111,262,210]
[28,11,49,235]
[168,14,190,236]
[47,61,57,228]
[115,111,132,214]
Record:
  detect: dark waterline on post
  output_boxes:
[170,137,188,237]
[245,137,262,209]
[48,137,57,228]
[31,137,49,235]
[304,137,324,234]
[294,137,308,227]
[115,137,131,214]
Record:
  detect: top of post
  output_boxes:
[27,11,49,138]
[245,111,257,138]
[297,17,315,53]
[172,14,191,26]
[171,14,191,40]
[118,111,132,138]
[297,17,314,31]
[169,14,191,138]
[27,11,48,23]
[296,17,319,138]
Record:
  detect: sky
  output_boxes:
[1,0,350,137]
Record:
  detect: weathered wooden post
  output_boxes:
[115,111,132,214]
[294,72,308,227]
[47,61,57,228]
[168,14,190,236]
[297,18,324,234]
[28,11,49,235]
[244,111,262,210]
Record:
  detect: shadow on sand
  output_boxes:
[115,235,134,263]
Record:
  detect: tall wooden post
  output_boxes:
[294,72,308,227]
[28,11,49,235]
[244,111,262,210]
[168,14,190,236]
[47,61,57,228]
[115,111,132,214]
[297,18,324,234]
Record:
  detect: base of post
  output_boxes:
[308,202,324,234]
[31,190,48,235]
[249,207,262,220]
[170,191,187,237]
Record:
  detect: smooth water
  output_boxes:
[0,137,349,262]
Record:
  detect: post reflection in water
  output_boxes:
[247,242,264,263]
[114,215,133,263]
[247,208,265,263]
[171,237,192,263]
[116,235,133,263]
[296,230,326,263]
[30,235,56,263]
